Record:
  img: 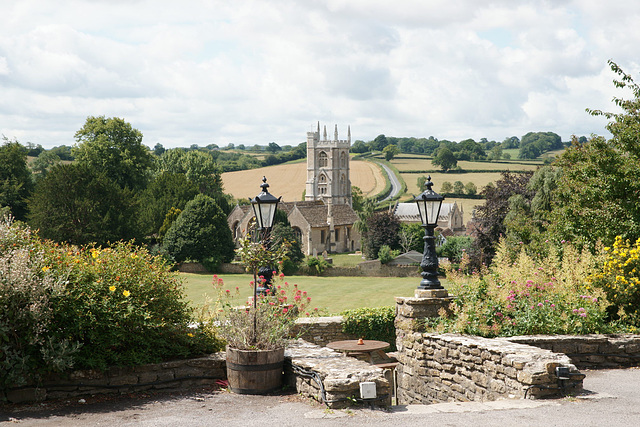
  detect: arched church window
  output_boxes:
[318,151,328,168]
[340,174,346,193]
[319,174,326,183]
[340,152,346,168]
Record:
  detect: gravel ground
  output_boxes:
[2,368,640,427]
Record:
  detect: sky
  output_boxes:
[1,0,640,149]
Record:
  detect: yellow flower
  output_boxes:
[130,253,138,259]
[187,333,194,337]
[91,249,100,259]
[109,285,116,292]
[123,290,130,297]
[41,266,51,272]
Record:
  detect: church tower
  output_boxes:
[305,122,352,206]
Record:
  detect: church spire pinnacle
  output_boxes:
[334,124,338,141]
[348,125,351,143]
[323,125,327,140]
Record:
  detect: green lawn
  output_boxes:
[180,272,439,315]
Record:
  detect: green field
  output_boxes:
[181,272,432,314]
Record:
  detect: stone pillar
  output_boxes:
[395,290,454,404]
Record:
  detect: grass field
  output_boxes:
[390,156,541,172]
[181,273,430,314]
[221,158,386,202]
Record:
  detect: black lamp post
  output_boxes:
[414,176,445,290]
[250,176,281,296]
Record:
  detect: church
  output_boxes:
[227,122,361,255]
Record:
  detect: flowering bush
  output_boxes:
[588,236,640,325]
[0,217,221,389]
[427,239,615,336]
[203,273,316,350]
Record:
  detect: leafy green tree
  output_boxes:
[546,61,640,249]
[270,222,304,275]
[383,144,400,161]
[399,222,424,253]
[350,140,369,154]
[266,142,281,153]
[153,143,166,156]
[72,116,153,190]
[370,134,389,151]
[489,145,503,161]
[156,148,230,213]
[437,236,472,263]
[362,211,401,259]
[351,186,366,212]
[137,172,199,237]
[464,182,477,196]
[30,150,61,181]
[162,194,235,267]
[0,137,33,221]
[440,181,453,193]
[518,131,562,159]
[502,136,520,149]
[432,147,457,172]
[28,164,140,246]
[453,181,465,194]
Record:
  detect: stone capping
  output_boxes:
[506,334,640,369]
[396,333,584,405]
[285,339,391,408]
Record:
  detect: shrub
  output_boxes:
[341,307,396,351]
[162,194,235,267]
[378,245,394,264]
[588,236,640,325]
[428,239,615,337]
[303,256,330,275]
[0,217,222,389]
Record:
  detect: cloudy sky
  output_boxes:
[1,0,639,149]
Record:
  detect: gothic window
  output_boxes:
[319,174,326,183]
[340,174,346,194]
[320,230,326,244]
[340,152,346,168]
[318,151,328,168]
[335,227,340,241]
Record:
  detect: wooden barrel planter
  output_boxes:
[226,347,285,395]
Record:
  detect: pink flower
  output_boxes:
[537,302,543,307]
[551,304,556,308]
[225,289,230,294]
[579,312,587,318]
[279,273,285,278]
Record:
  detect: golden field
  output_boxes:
[401,171,506,196]
[222,159,386,202]
[391,156,540,172]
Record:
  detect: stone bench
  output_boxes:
[285,340,392,409]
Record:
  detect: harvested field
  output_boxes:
[222,159,385,202]
[401,171,505,196]
[391,156,540,172]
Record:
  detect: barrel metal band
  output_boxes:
[227,361,284,372]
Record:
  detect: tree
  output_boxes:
[351,186,366,212]
[383,144,400,161]
[362,211,401,259]
[469,171,534,268]
[267,142,281,153]
[437,236,472,263]
[0,138,33,221]
[399,223,424,253]
[270,222,304,275]
[518,131,562,159]
[350,140,369,154]
[137,172,199,237]
[440,181,453,193]
[162,194,235,267]
[28,164,140,246]
[30,150,61,181]
[153,143,166,156]
[432,147,457,172]
[72,116,153,190]
[370,134,389,151]
[545,61,640,249]
[156,148,229,213]
[489,145,503,161]
[453,181,465,194]
[502,136,520,149]
[464,182,477,196]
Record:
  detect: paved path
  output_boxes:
[378,162,401,202]
[3,368,639,426]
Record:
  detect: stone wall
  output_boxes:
[2,354,226,404]
[507,335,640,369]
[285,340,391,408]
[396,333,584,404]
[292,316,356,347]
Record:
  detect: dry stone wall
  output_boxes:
[396,333,584,404]
[292,316,355,347]
[507,335,640,369]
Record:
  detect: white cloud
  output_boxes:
[1,0,640,148]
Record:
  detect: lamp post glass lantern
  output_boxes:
[250,176,281,295]
[414,176,444,290]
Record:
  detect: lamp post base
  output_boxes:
[415,288,449,298]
